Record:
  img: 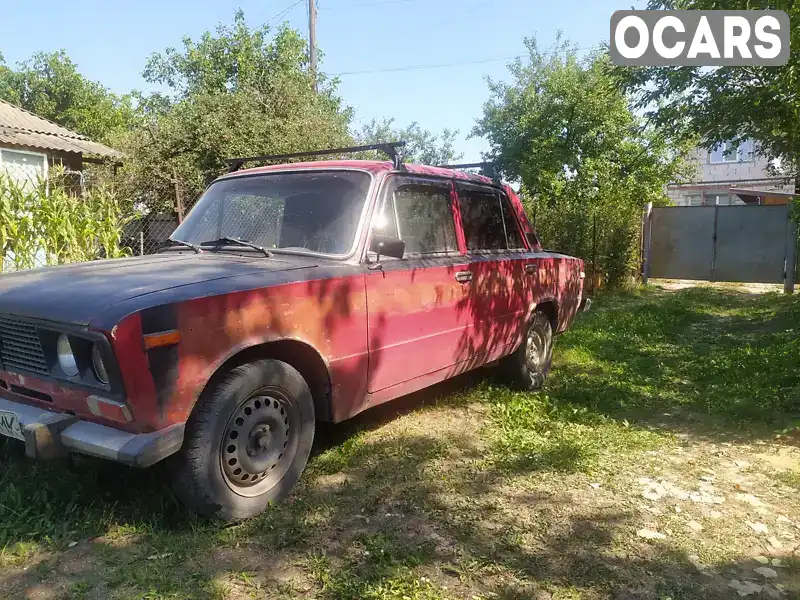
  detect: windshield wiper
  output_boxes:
[157,237,202,254]
[201,237,272,257]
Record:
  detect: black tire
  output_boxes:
[498,311,554,391]
[168,359,315,520]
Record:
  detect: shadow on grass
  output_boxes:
[1,425,777,600]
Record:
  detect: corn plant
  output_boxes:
[0,167,132,272]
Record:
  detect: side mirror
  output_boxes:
[369,234,406,261]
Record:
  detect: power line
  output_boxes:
[319,0,418,9]
[332,55,521,76]
[427,0,493,28]
[265,0,305,26]
[330,46,597,77]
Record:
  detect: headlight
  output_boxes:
[91,343,109,384]
[57,334,78,377]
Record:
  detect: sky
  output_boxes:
[0,0,638,161]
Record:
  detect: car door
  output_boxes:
[365,176,471,394]
[456,183,531,362]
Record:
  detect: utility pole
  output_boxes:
[308,0,318,91]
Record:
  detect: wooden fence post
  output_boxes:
[172,168,184,224]
[786,207,797,294]
[642,202,653,285]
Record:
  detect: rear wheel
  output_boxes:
[498,310,553,391]
[169,359,315,520]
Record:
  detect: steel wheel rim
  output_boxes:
[525,326,546,374]
[219,388,296,497]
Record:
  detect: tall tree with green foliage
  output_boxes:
[0,50,135,143]
[356,118,463,165]
[116,11,354,212]
[617,0,800,190]
[475,38,690,286]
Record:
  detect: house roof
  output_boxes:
[0,99,123,159]
[733,188,795,205]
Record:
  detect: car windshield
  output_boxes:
[171,170,372,256]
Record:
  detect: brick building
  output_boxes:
[666,140,794,206]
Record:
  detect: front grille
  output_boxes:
[0,316,49,376]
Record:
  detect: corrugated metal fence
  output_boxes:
[643,204,798,293]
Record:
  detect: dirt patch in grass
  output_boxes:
[2,286,800,599]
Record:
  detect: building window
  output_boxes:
[0,148,48,189]
[711,194,731,205]
[678,194,703,207]
[709,139,753,164]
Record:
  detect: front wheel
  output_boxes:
[168,359,315,520]
[498,311,554,391]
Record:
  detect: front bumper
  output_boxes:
[0,396,184,467]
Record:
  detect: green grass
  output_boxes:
[1,285,799,599]
[309,533,445,600]
[775,469,800,490]
[481,384,664,475]
[550,286,800,429]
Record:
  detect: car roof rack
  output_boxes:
[436,161,498,181]
[226,142,407,173]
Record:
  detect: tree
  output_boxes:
[0,50,135,143]
[356,118,463,165]
[474,38,690,286]
[616,0,800,189]
[117,11,354,212]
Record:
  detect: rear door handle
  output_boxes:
[455,271,473,283]
[525,263,538,274]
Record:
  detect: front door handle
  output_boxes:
[455,271,473,283]
[525,263,538,274]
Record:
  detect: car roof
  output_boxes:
[218,159,498,186]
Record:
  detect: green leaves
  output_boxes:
[118,16,354,213]
[357,118,463,166]
[0,50,136,144]
[474,38,690,287]
[618,0,800,181]
[2,11,464,219]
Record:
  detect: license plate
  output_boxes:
[0,410,24,441]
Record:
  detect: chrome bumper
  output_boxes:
[0,396,184,467]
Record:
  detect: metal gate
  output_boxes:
[643,204,798,293]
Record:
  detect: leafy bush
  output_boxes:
[0,168,131,271]
[475,39,691,287]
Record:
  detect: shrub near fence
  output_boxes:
[0,168,131,272]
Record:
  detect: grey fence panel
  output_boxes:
[714,205,790,284]
[649,206,716,280]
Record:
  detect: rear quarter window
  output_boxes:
[500,192,525,250]
[457,186,508,251]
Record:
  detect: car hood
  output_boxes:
[0,253,317,326]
